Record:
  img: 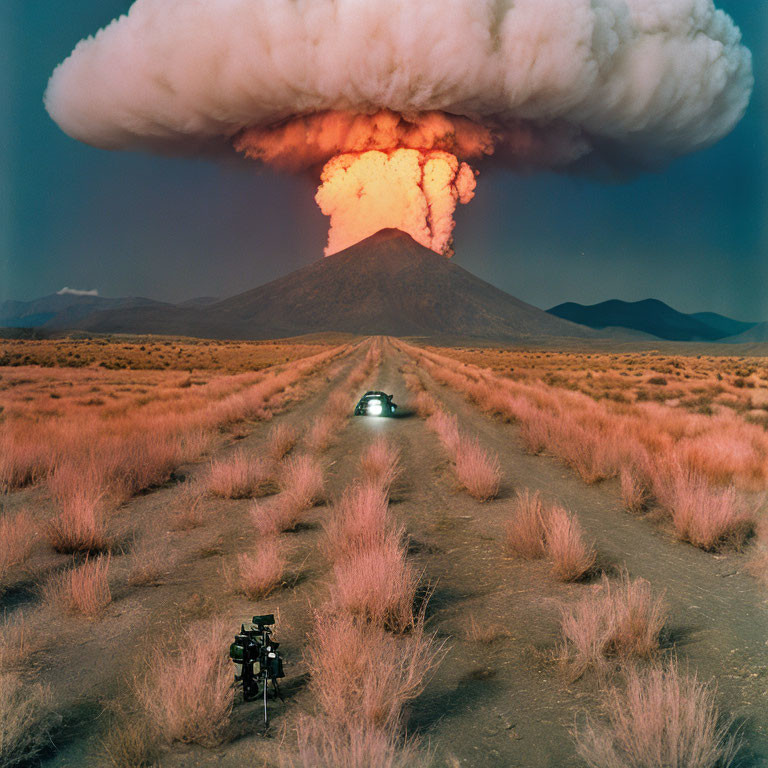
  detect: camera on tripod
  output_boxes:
[229,614,285,727]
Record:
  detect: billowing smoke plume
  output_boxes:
[46,0,752,255]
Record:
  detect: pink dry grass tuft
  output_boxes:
[359,438,401,493]
[330,537,418,632]
[128,532,173,587]
[322,482,394,562]
[169,480,206,530]
[294,717,428,768]
[0,613,38,672]
[504,488,548,559]
[560,572,668,679]
[453,437,501,501]
[266,423,298,462]
[43,555,112,617]
[306,415,338,453]
[137,619,233,747]
[0,672,56,768]
[544,504,597,582]
[306,611,441,732]
[620,466,652,515]
[657,467,754,552]
[426,410,460,454]
[574,661,740,768]
[0,511,37,586]
[412,391,437,419]
[279,454,325,511]
[227,536,286,599]
[205,450,274,499]
[47,464,110,554]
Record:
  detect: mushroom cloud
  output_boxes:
[45,0,753,256]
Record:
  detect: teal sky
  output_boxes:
[2,1,766,320]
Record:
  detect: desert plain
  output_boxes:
[1,333,767,768]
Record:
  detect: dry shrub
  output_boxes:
[426,410,460,454]
[564,425,623,485]
[504,489,548,559]
[574,662,740,768]
[453,437,501,501]
[128,533,172,587]
[560,573,667,679]
[0,432,49,492]
[307,415,338,452]
[251,461,324,532]
[101,709,158,768]
[412,391,437,419]
[0,614,37,672]
[267,423,298,462]
[329,538,418,632]
[657,469,753,552]
[293,717,428,768]
[137,619,232,747]
[306,612,440,732]
[47,466,110,554]
[43,555,112,617]
[359,438,401,493]
[169,479,205,530]
[465,615,510,644]
[250,498,298,536]
[620,467,652,514]
[0,672,56,768]
[279,455,325,510]
[545,505,597,582]
[206,450,275,499]
[227,536,286,599]
[326,390,351,420]
[322,483,393,562]
[0,511,37,585]
[518,408,553,455]
[178,428,214,465]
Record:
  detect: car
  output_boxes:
[354,391,398,417]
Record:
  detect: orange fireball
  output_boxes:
[315,148,476,257]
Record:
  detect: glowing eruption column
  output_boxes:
[315,149,476,256]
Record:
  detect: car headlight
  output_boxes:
[367,401,383,416]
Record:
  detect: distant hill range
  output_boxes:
[3,232,760,344]
[3,230,600,342]
[548,299,758,342]
[0,294,169,330]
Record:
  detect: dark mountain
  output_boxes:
[547,298,748,342]
[54,229,600,341]
[689,312,757,338]
[0,293,167,329]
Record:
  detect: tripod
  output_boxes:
[230,614,285,729]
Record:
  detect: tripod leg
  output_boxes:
[263,675,269,728]
[272,677,285,703]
